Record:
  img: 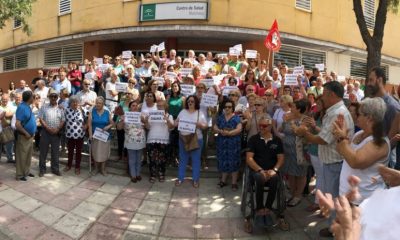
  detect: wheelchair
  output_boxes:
[240,165,290,233]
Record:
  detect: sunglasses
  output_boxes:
[84,84,90,86]
[254,104,263,107]
[50,95,58,98]
[228,94,237,97]
[151,83,158,86]
[259,123,271,128]
[265,94,272,97]
[145,95,154,98]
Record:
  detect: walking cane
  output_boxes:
[88,139,92,174]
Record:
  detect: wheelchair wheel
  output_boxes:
[240,167,255,218]
[275,173,287,214]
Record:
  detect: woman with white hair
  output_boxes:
[332,97,390,204]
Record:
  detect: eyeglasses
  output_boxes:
[188,100,195,103]
[254,104,263,107]
[145,95,154,98]
[229,82,235,84]
[259,123,271,128]
[247,89,254,92]
[265,94,272,97]
[224,105,233,109]
[196,87,205,90]
[157,105,164,108]
[284,89,291,92]
[228,94,237,97]
[84,84,90,86]
[50,95,58,98]
[152,70,158,72]
[151,83,158,86]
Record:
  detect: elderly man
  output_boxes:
[76,79,97,115]
[38,89,65,177]
[15,91,37,181]
[56,71,71,95]
[31,69,44,88]
[0,94,16,163]
[33,80,49,107]
[14,80,31,94]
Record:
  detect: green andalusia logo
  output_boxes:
[142,4,156,21]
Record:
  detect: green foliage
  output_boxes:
[0,0,36,35]
[388,0,399,13]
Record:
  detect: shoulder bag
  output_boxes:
[179,110,200,151]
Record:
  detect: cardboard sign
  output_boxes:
[178,119,196,133]
[115,82,128,92]
[180,84,196,97]
[222,86,239,96]
[93,128,109,142]
[233,44,243,53]
[284,74,298,86]
[157,42,165,52]
[229,47,240,56]
[180,68,193,76]
[95,58,103,65]
[148,110,165,123]
[293,66,304,75]
[166,72,177,78]
[245,50,257,59]
[315,63,325,71]
[201,78,215,88]
[150,45,157,53]
[200,93,218,107]
[122,50,132,59]
[124,112,142,124]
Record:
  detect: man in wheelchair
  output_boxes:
[246,117,284,217]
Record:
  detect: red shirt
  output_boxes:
[67,69,82,87]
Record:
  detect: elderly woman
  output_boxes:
[117,100,146,182]
[273,95,293,139]
[63,96,86,175]
[175,95,207,188]
[244,97,271,141]
[116,89,136,160]
[214,99,242,191]
[88,97,114,176]
[332,97,389,204]
[144,100,174,182]
[148,79,165,102]
[105,72,119,112]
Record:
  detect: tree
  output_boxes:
[0,0,36,35]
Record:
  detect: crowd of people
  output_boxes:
[1,48,400,239]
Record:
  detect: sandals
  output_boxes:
[231,184,238,191]
[159,176,165,182]
[149,177,156,183]
[192,181,199,188]
[175,180,183,186]
[217,181,227,188]
[75,168,80,175]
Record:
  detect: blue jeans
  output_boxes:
[128,149,142,177]
[322,161,342,225]
[178,138,203,182]
[1,141,14,162]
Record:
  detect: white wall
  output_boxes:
[326,51,351,77]
[28,49,44,69]
[0,57,3,73]
[389,65,400,84]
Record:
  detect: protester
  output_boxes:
[0,94,16,163]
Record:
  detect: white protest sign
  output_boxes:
[124,60,131,66]
[200,68,208,76]
[217,53,228,58]
[180,84,196,97]
[180,68,193,76]
[124,112,142,124]
[149,110,165,123]
[93,128,109,142]
[122,50,132,59]
[212,74,227,84]
[157,42,165,52]
[245,50,257,59]
[166,72,177,79]
[79,66,86,73]
[233,44,243,53]
[98,64,109,72]
[150,45,157,53]
[178,119,196,133]
[152,77,165,87]
[95,58,103,65]
[201,78,215,88]
[205,60,216,67]
[222,86,239,96]
[229,47,240,56]
[284,74,299,86]
[293,66,304,75]
[315,63,325,71]
[337,75,346,81]
[115,82,128,93]
[200,93,218,107]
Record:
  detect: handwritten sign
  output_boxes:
[178,119,196,133]
[201,78,215,88]
[115,82,128,92]
[149,110,165,123]
[200,93,218,107]
[122,50,132,59]
[166,72,177,79]
[212,74,227,84]
[157,42,165,52]
[124,112,141,124]
[217,53,228,58]
[233,44,243,53]
[95,58,103,65]
[229,47,240,56]
[98,64,109,72]
[315,63,325,71]
[93,128,109,142]
[337,75,346,81]
[152,77,165,87]
[222,86,239,96]
[180,68,193,76]
[180,84,196,97]
[293,66,304,75]
[284,74,298,86]
[150,45,157,53]
[245,50,257,59]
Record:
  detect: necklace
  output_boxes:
[353,132,371,145]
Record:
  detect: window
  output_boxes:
[13,19,22,29]
[364,0,375,29]
[44,44,83,66]
[274,45,326,70]
[2,52,28,71]
[59,0,71,15]
[296,0,311,12]
[350,58,389,80]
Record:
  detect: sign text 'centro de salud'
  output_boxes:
[140,2,208,21]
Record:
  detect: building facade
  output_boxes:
[0,0,400,90]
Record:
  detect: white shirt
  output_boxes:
[105,82,117,102]
[34,86,49,107]
[273,108,289,131]
[15,87,32,94]
[147,114,174,144]
[76,90,97,114]
[177,109,207,139]
[58,79,71,94]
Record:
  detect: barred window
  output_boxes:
[364,0,375,29]
[2,52,28,71]
[296,0,312,12]
[350,58,389,80]
[44,44,83,66]
[14,19,22,29]
[274,45,326,70]
[59,0,71,15]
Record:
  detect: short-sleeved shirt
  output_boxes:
[382,94,400,135]
[318,101,354,164]
[38,103,65,129]
[247,134,284,170]
[65,107,85,139]
[16,102,37,135]
[177,109,207,139]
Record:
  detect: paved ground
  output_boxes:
[0,157,330,240]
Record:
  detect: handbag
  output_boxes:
[0,126,15,144]
[179,110,200,152]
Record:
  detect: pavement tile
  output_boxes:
[86,191,117,206]
[0,205,25,225]
[123,231,157,240]
[48,193,84,211]
[229,217,253,238]
[61,175,85,185]
[71,201,106,221]
[98,207,135,230]
[11,195,44,213]
[137,200,169,216]
[170,191,198,204]
[8,215,47,240]
[196,218,232,239]
[64,186,95,199]
[97,183,124,195]
[78,179,104,190]
[18,185,56,203]
[197,202,228,218]
[108,175,131,186]
[120,187,149,200]
[0,188,25,202]
[53,213,93,239]
[165,203,197,219]
[34,178,73,195]
[159,217,195,239]
[36,228,73,240]
[127,213,163,235]
[111,196,143,212]
[81,223,125,240]
[0,183,9,192]
[30,205,67,226]
[144,190,172,202]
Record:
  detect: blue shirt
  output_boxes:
[16,102,37,135]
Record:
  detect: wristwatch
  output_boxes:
[272,168,279,173]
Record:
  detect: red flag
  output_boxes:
[264,19,281,52]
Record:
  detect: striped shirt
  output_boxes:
[38,103,65,129]
[318,101,354,164]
